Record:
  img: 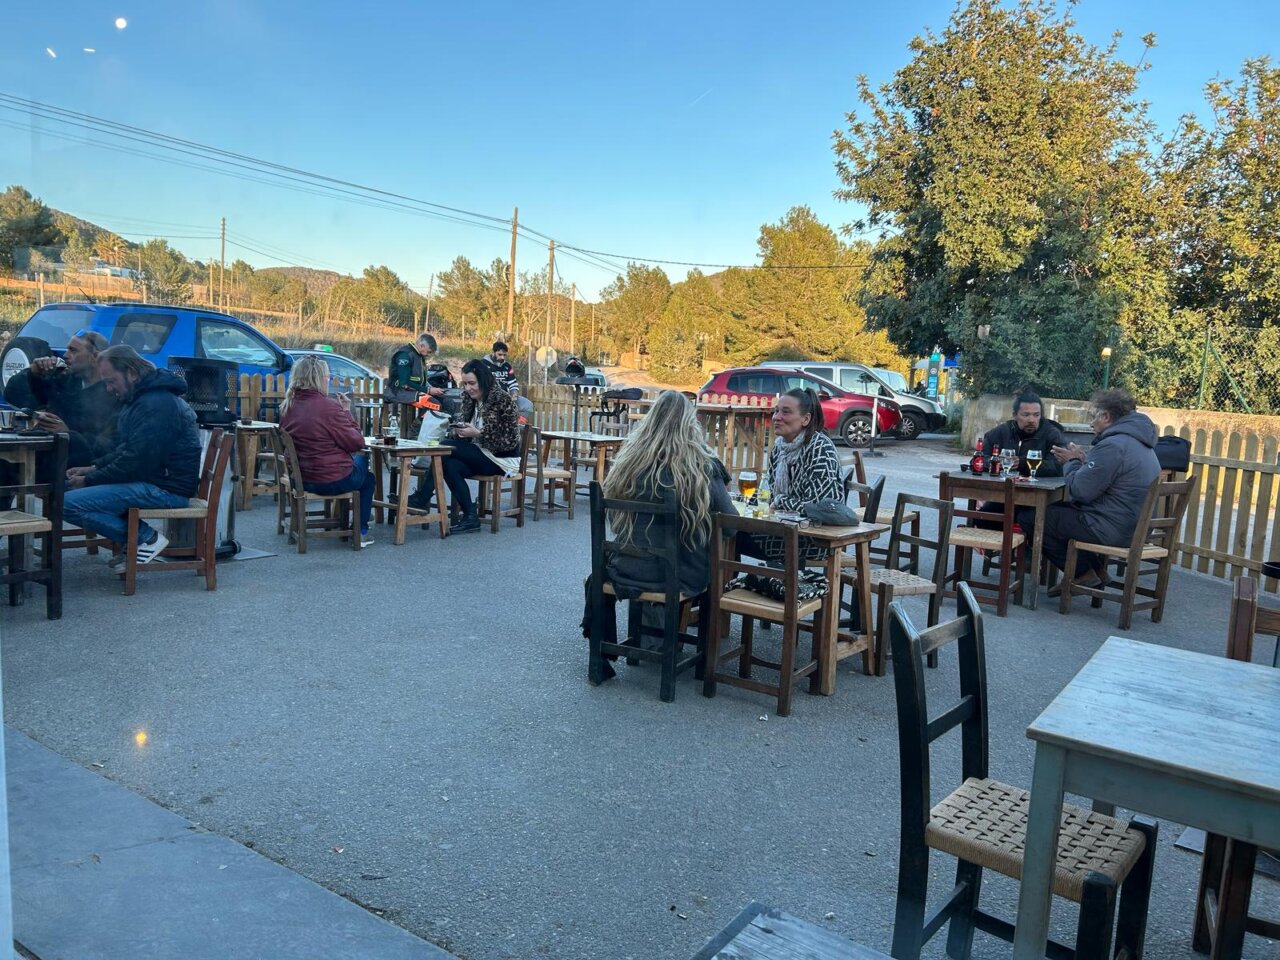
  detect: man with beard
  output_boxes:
[981,391,1067,477]
[62,345,202,571]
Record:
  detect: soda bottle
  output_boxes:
[968,438,986,475]
[989,445,1003,476]
[388,413,400,441]
[756,472,771,516]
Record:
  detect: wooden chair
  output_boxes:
[691,901,891,959]
[851,450,919,567]
[529,428,576,520]
[1,431,67,619]
[844,472,885,524]
[123,430,234,596]
[940,472,1025,617]
[466,423,535,533]
[275,427,362,553]
[702,512,826,717]
[1059,475,1197,629]
[888,584,1158,960]
[586,482,707,702]
[1192,575,1280,959]
[842,493,952,676]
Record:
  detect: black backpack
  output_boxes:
[1155,435,1191,472]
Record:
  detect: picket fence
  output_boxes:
[225,376,1280,592]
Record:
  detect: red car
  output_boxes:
[699,367,901,447]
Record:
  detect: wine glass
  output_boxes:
[1025,447,1044,482]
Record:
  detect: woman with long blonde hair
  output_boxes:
[602,390,734,599]
[279,354,375,545]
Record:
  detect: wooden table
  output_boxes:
[232,420,281,511]
[1,431,67,614]
[801,519,890,694]
[1012,637,1280,960]
[539,430,623,497]
[366,439,451,544]
[939,472,1067,609]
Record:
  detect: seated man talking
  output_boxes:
[63,346,203,570]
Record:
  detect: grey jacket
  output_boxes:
[605,461,735,599]
[1062,412,1161,546]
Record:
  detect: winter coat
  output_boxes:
[23,370,118,467]
[752,432,844,564]
[280,389,365,484]
[1062,411,1161,546]
[86,369,202,496]
[982,417,1068,477]
[605,462,736,599]
[384,344,429,404]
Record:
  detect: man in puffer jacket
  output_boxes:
[1044,388,1161,588]
[63,345,203,570]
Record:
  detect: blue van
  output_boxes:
[1,302,293,405]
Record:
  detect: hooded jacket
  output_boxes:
[86,368,202,497]
[1062,411,1161,546]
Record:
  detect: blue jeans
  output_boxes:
[304,454,374,533]
[64,482,190,546]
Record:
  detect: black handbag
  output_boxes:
[1155,435,1191,472]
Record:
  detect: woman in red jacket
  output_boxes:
[279,355,375,545]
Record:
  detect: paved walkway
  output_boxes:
[7,729,452,960]
[2,436,1275,959]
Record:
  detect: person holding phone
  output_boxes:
[406,358,520,533]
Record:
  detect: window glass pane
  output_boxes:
[17,305,95,349]
[807,366,834,381]
[112,313,177,353]
[199,320,275,364]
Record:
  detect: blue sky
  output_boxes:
[1,0,1276,298]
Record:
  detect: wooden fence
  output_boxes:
[225,375,1280,592]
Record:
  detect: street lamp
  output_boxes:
[1101,346,1113,389]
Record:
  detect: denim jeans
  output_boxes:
[304,454,374,533]
[63,482,190,545]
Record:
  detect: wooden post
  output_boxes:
[570,283,576,355]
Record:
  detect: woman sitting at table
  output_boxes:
[407,358,520,534]
[603,389,735,599]
[279,355,376,546]
[742,387,844,564]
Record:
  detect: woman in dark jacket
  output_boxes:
[408,358,521,533]
[602,389,735,600]
[280,355,375,544]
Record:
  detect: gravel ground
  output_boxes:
[3,435,1277,960]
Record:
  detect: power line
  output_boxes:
[1,93,512,228]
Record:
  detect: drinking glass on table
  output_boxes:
[1025,447,1044,481]
[737,470,758,500]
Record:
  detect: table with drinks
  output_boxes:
[366,435,452,544]
[943,441,1069,609]
[539,430,624,497]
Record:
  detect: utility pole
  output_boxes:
[219,217,226,309]
[545,240,555,384]
[506,206,517,337]
[570,283,576,356]
[425,273,435,336]
[207,262,214,305]
[591,303,596,357]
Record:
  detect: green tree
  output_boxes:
[0,185,59,270]
[136,239,193,303]
[649,269,727,380]
[92,231,129,268]
[600,263,671,355]
[833,0,1166,398]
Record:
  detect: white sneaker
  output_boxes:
[134,532,169,565]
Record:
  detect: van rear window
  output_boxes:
[110,313,177,353]
[18,304,95,349]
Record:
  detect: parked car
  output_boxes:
[284,349,380,387]
[699,366,900,447]
[764,360,946,440]
[1,302,294,411]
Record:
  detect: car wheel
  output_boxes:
[896,412,926,441]
[840,412,873,448]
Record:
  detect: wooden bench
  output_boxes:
[691,902,891,959]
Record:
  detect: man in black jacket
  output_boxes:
[481,340,519,396]
[982,391,1068,477]
[384,333,447,405]
[62,346,202,568]
[10,330,117,466]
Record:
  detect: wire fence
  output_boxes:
[1030,323,1280,415]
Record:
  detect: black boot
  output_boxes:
[453,506,481,533]
[407,487,432,511]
